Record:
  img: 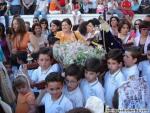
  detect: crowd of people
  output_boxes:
[1,0,150,113]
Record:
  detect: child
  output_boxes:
[23,48,61,91]
[14,75,36,113]
[138,43,150,86]
[80,57,104,104]
[104,49,125,107]
[30,48,61,83]
[36,72,73,113]
[122,46,140,80]
[34,0,48,19]
[96,0,105,14]
[64,64,84,108]
[72,0,81,25]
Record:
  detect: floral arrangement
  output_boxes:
[53,41,106,67]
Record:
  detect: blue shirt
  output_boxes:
[64,86,84,108]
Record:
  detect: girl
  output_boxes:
[14,75,36,113]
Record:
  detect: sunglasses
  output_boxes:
[134,23,140,25]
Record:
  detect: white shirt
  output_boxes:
[41,93,73,113]
[138,60,150,86]
[104,69,125,107]
[36,0,48,11]
[31,64,60,83]
[64,86,83,108]
[80,78,104,104]
[122,64,139,80]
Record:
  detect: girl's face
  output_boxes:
[34,26,42,34]
[16,84,29,95]
[47,82,63,100]
[141,28,149,36]
[87,22,95,33]
[38,54,52,70]
[134,20,141,30]
[50,23,59,33]
[13,19,19,32]
[111,18,118,27]
[62,21,71,32]
[120,24,129,35]
[65,76,79,91]
[41,22,47,30]
[123,51,137,67]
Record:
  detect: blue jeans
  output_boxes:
[34,10,47,19]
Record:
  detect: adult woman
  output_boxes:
[39,18,49,38]
[30,23,48,52]
[11,17,34,53]
[134,21,150,54]
[109,16,120,37]
[132,19,142,38]
[118,19,133,45]
[48,20,61,46]
[56,18,86,44]
[0,23,10,61]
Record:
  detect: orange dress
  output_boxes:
[56,31,86,44]
[15,92,35,113]
[12,32,30,52]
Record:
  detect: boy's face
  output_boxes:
[107,58,121,74]
[123,51,137,67]
[65,75,79,91]
[85,70,97,83]
[47,82,63,100]
[147,51,150,60]
[16,84,28,95]
[38,54,52,70]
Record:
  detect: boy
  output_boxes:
[138,43,150,86]
[104,49,125,107]
[24,48,61,90]
[80,57,104,104]
[122,46,140,80]
[64,64,83,108]
[36,72,73,113]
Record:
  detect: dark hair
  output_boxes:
[87,19,96,27]
[72,25,79,31]
[0,23,6,39]
[85,57,101,73]
[14,75,29,88]
[45,72,64,84]
[62,18,72,28]
[32,23,41,34]
[125,46,141,60]
[40,18,49,30]
[109,16,120,27]
[139,21,150,33]
[50,19,61,31]
[118,19,131,33]
[11,17,27,40]
[79,21,88,36]
[38,47,54,60]
[67,107,92,113]
[16,51,27,63]
[107,49,123,63]
[65,64,81,81]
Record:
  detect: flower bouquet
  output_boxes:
[53,41,106,67]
